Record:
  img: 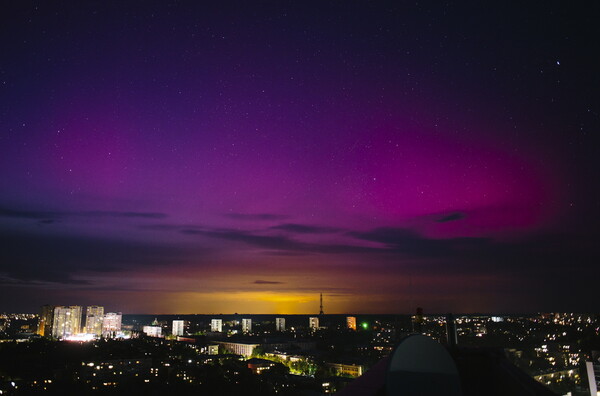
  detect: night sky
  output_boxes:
[1,1,598,314]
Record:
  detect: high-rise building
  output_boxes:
[586,351,600,396]
[52,306,82,339]
[347,316,357,331]
[309,317,319,331]
[211,319,223,332]
[173,320,185,336]
[102,312,122,337]
[275,317,286,332]
[38,305,55,337]
[85,306,104,336]
[241,318,252,334]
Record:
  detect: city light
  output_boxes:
[0,2,596,396]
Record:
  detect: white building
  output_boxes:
[52,306,82,339]
[586,352,600,396]
[216,341,259,357]
[309,317,319,331]
[242,318,252,334]
[275,317,286,332]
[143,325,162,338]
[102,312,122,337]
[207,345,219,355]
[85,306,104,336]
[211,319,223,332]
[172,320,185,336]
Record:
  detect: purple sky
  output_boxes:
[0,1,598,314]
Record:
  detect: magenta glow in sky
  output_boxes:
[0,1,598,313]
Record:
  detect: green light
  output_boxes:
[361,322,368,330]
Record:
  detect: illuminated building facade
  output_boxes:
[586,351,600,396]
[275,317,285,332]
[309,317,319,331]
[242,318,252,334]
[326,362,364,378]
[102,312,122,337]
[211,319,223,332]
[85,306,104,336]
[347,316,357,331]
[246,358,277,375]
[52,306,82,339]
[172,320,184,336]
[216,341,259,357]
[207,345,219,355]
[37,305,55,337]
[143,325,162,337]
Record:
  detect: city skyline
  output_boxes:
[1,2,599,314]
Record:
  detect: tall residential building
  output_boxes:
[52,306,82,339]
[38,305,55,337]
[309,317,319,331]
[102,312,122,337]
[85,306,104,336]
[275,317,286,332]
[173,320,185,336]
[241,318,252,334]
[586,351,600,396]
[347,316,357,331]
[211,319,223,332]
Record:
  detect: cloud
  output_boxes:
[253,280,285,284]
[0,229,201,285]
[0,207,57,219]
[0,273,90,286]
[0,205,167,222]
[436,212,465,223]
[139,223,213,232]
[140,224,197,231]
[348,226,599,278]
[348,227,489,258]
[224,213,289,221]
[261,250,310,257]
[82,211,167,219]
[292,287,352,293]
[144,221,596,280]
[183,228,305,250]
[182,227,376,254]
[270,223,340,234]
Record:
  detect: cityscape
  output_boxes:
[1,1,599,395]
[0,302,599,395]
